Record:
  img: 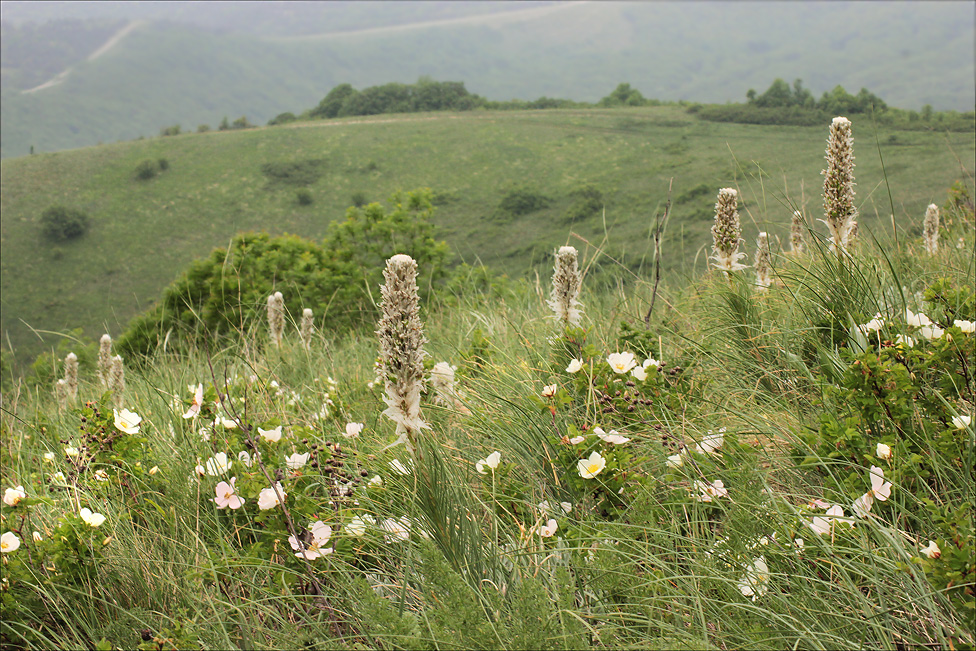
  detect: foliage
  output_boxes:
[309,78,484,120]
[260,159,325,186]
[295,188,313,206]
[134,159,158,180]
[116,189,449,358]
[563,183,604,223]
[598,82,654,107]
[495,186,552,219]
[159,125,181,137]
[39,205,91,241]
[267,111,297,126]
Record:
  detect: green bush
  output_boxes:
[117,188,450,358]
[350,191,369,208]
[296,189,313,206]
[496,186,552,218]
[134,160,157,180]
[39,205,91,241]
[197,124,211,133]
[157,158,169,171]
[159,125,181,137]
[564,183,604,222]
[267,112,297,126]
[231,116,255,130]
[261,159,325,187]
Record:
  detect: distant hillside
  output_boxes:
[1,1,973,158]
[2,106,972,370]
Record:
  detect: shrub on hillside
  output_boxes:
[39,205,91,241]
[197,124,211,133]
[134,159,158,180]
[157,158,169,171]
[296,189,313,205]
[261,159,325,186]
[564,184,604,223]
[268,112,297,126]
[231,116,255,130]
[117,189,450,358]
[160,125,181,137]
[496,186,552,219]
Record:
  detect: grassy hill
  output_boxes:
[1,106,973,372]
[1,1,973,158]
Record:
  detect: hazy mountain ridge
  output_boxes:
[1,1,972,159]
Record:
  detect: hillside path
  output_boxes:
[266,1,589,42]
[20,19,146,95]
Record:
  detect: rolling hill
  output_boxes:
[1,106,973,372]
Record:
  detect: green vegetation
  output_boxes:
[2,106,973,373]
[39,205,91,242]
[1,191,973,647]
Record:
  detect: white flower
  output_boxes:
[695,428,725,455]
[594,427,630,445]
[289,521,333,560]
[539,519,558,538]
[952,415,972,430]
[738,556,769,601]
[857,314,885,334]
[809,504,853,535]
[79,507,106,527]
[3,486,26,507]
[607,352,637,374]
[258,483,286,510]
[852,492,874,518]
[919,325,944,340]
[205,452,232,476]
[920,540,941,559]
[566,359,584,373]
[476,451,502,474]
[369,475,383,486]
[43,452,55,463]
[578,451,607,479]
[666,453,684,469]
[113,408,142,434]
[630,366,648,381]
[346,515,375,537]
[695,479,728,502]
[50,472,66,484]
[32,531,43,543]
[642,357,663,370]
[258,426,282,443]
[93,469,109,482]
[895,334,917,348]
[214,414,237,429]
[541,384,557,398]
[905,309,932,327]
[568,435,586,445]
[213,477,244,510]
[868,465,892,501]
[954,319,975,334]
[876,443,892,460]
[344,422,364,439]
[390,459,411,475]
[381,517,410,543]
[65,447,79,457]
[560,501,572,514]
[285,452,310,470]
[182,384,204,419]
[1,532,21,553]
[237,451,255,467]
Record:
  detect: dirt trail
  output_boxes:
[20,19,146,95]
[267,1,589,42]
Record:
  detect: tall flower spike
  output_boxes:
[299,308,314,350]
[754,232,771,291]
[821,116,857,255]
[790,210,805,254]
[710,188,748,273]
[56,379,69,410]
[64,352,78,402]
[547,245,583,327]
[377,254,429,453]
[98,334,113,388]
[267,291,285,348]
[923,203,940,255]
[110,355,125,407]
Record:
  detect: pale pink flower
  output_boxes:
[213,477,244,510]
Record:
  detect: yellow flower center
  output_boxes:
[588,464,601,474]
[1,541,9,551]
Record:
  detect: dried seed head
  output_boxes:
[923,203,940,255]
[299,308,314,350]
[267,292,285,348]
[820,116,857,253]
[547,246,583,327]
[710,188,748,273]
[754,232,772,291]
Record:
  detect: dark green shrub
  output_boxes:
[310,83,358,119]
[296,189,313,205]
[157,158,169,171]
[564,183,604,222]
[261,159,325,186]
[267,112,297,126]
[135,160,157,180]
[197,124,211,133]
[160,124,181,137]
[40,205,91,241]
[219,117,230,131]
[231,116,254,130]
[496,186,552,218]
[350,191,369,207]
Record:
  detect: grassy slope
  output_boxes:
[1,106,973,370]
[1,1,973,158]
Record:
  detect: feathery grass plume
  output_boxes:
[754,232,772,291]
[267,291,285,348]
[55,379,68,411]
[97,334,112,388]
[299,308,314,350]
[710,188,748,273]
[63,352,78,402]
[923,203,940,254]
[821,116,858,255]
[377,254,429,453]
[547,245,583,327]
[790,210,806,254]
[109,355,125,407]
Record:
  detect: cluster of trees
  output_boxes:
[309,78,484,119]
[746,78,886,114]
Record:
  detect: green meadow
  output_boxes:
[1,106,973,372]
